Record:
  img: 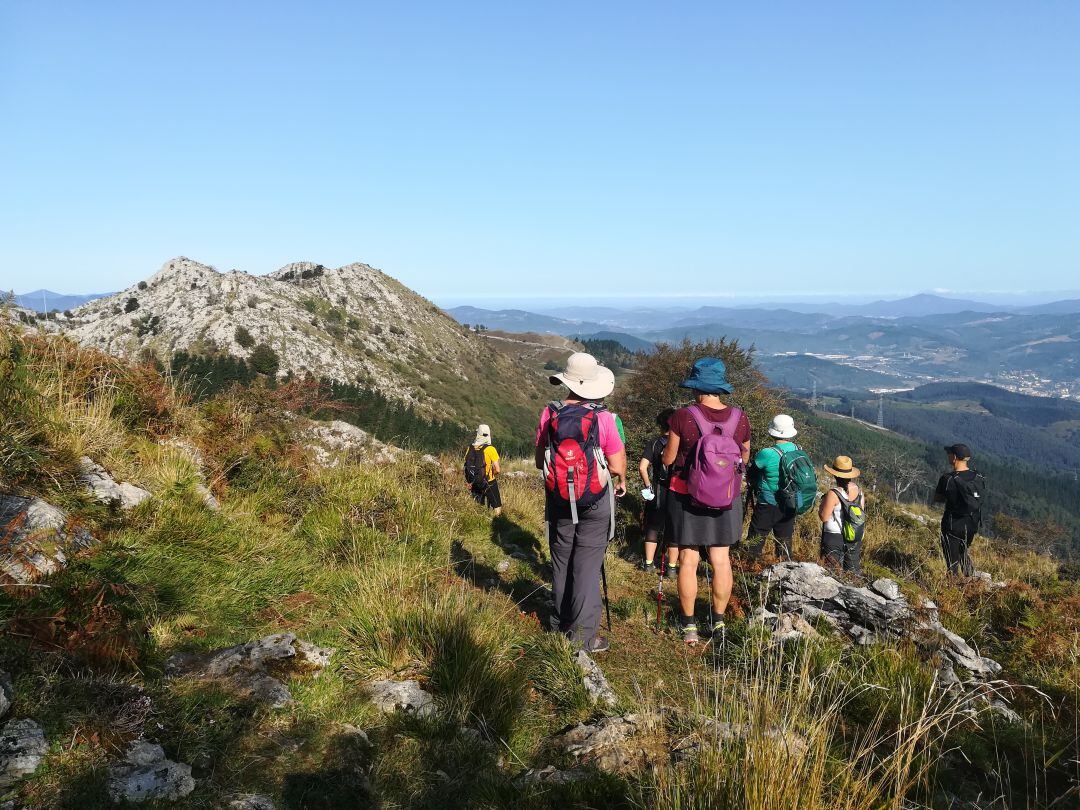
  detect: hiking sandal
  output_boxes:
[681,623,700,646]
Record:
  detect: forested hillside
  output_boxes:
[805,407,1080,558]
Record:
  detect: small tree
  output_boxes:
[249,343,280,376]
[124,297,140,313]
[234,325,255,349]
[608,338,785,459]
[137,281,148,290]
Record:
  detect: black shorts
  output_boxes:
[472,480,502,509]
[747,501,796,541]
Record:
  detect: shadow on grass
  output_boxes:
[450,540,554,630]
[281,728,376,809]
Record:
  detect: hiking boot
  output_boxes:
[681,623,699,646]
[665,565,679,582]
[641,560,656,574]
[711,619,726,640]
[582,636,610,654]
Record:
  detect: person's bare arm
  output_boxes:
[492,460,501,476]
[606,450,627,496]
[661,431,680,467]
[740,440,751,464]
[819,490,837,523]
[638,457,651,489]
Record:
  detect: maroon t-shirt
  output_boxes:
[668,403,751,493]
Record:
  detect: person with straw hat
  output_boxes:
[535,352,626,653]
[464,424,502,516]
[819,455,867,573]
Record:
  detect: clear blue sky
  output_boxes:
[2,1,1078,300]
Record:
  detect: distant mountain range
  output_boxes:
[447,294,1080,398]
[10,289,111,312]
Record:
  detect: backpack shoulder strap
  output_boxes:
[718,406,742,434]
[686,405,714,437]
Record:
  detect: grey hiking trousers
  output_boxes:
[546,493,612,646]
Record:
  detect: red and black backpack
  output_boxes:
[543,402,609,522]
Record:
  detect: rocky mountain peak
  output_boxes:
[45,257,544,433]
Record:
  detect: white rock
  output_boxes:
[576,650,618,708]
[166,634,333,709]
[0,671,11,720]
[228,795,276,810]
[107,740,195,803]
[0,719,48,789]
[78,457,151,509]
[368,680,435,718]
[0,494,97,583]
[870,578,901,601]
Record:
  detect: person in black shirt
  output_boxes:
[638,408,678,578]
[933,443,984,578]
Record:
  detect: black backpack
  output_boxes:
[946,472,985,520]
[464,445,487,487]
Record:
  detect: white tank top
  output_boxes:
[824,484,863,533]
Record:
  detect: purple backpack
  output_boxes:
[685,405,745,509]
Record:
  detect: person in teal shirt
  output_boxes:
[744,414,800,559]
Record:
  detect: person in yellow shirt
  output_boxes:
[464,424,502,516]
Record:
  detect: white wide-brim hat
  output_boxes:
[474,424,491,445]
[767,414,798,439]
[549,352,615,400]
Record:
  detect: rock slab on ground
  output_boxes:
[0,719,48,789]
[0,494,96,584]
[227,795,276,810]
[0,671,11,720]
[576,651,617,708]
[761,562,1005,680]
[672,716,809,763]
[78,456,151,509]
[552,713,660,774]
[107,740,195,803]
[166,633,335,709]
[368,679,435,718]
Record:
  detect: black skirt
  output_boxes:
[667,491,743,547]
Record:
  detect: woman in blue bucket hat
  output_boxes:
[661,358,751,646]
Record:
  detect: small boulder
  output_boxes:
[513,765,588,787]
[987,700,1022,724]
[227,795,276,810]
[0,671,11,719]
[107,740,195,803]
[78,457,151,509]
[576,651,617,708]
[495,559,511,573]
[0,719,48,789]
[870,578,901,601]
[772,613,821,643]
[166,633,332,709]
[673,717,809,762]
[0,494,96,584]
[368,680,435,718]
[552,713,660,774]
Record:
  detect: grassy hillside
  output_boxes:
[1,326,1077,808]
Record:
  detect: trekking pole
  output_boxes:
[600,561,613,633]
[655,537,667,631]
[703,554,715,639]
